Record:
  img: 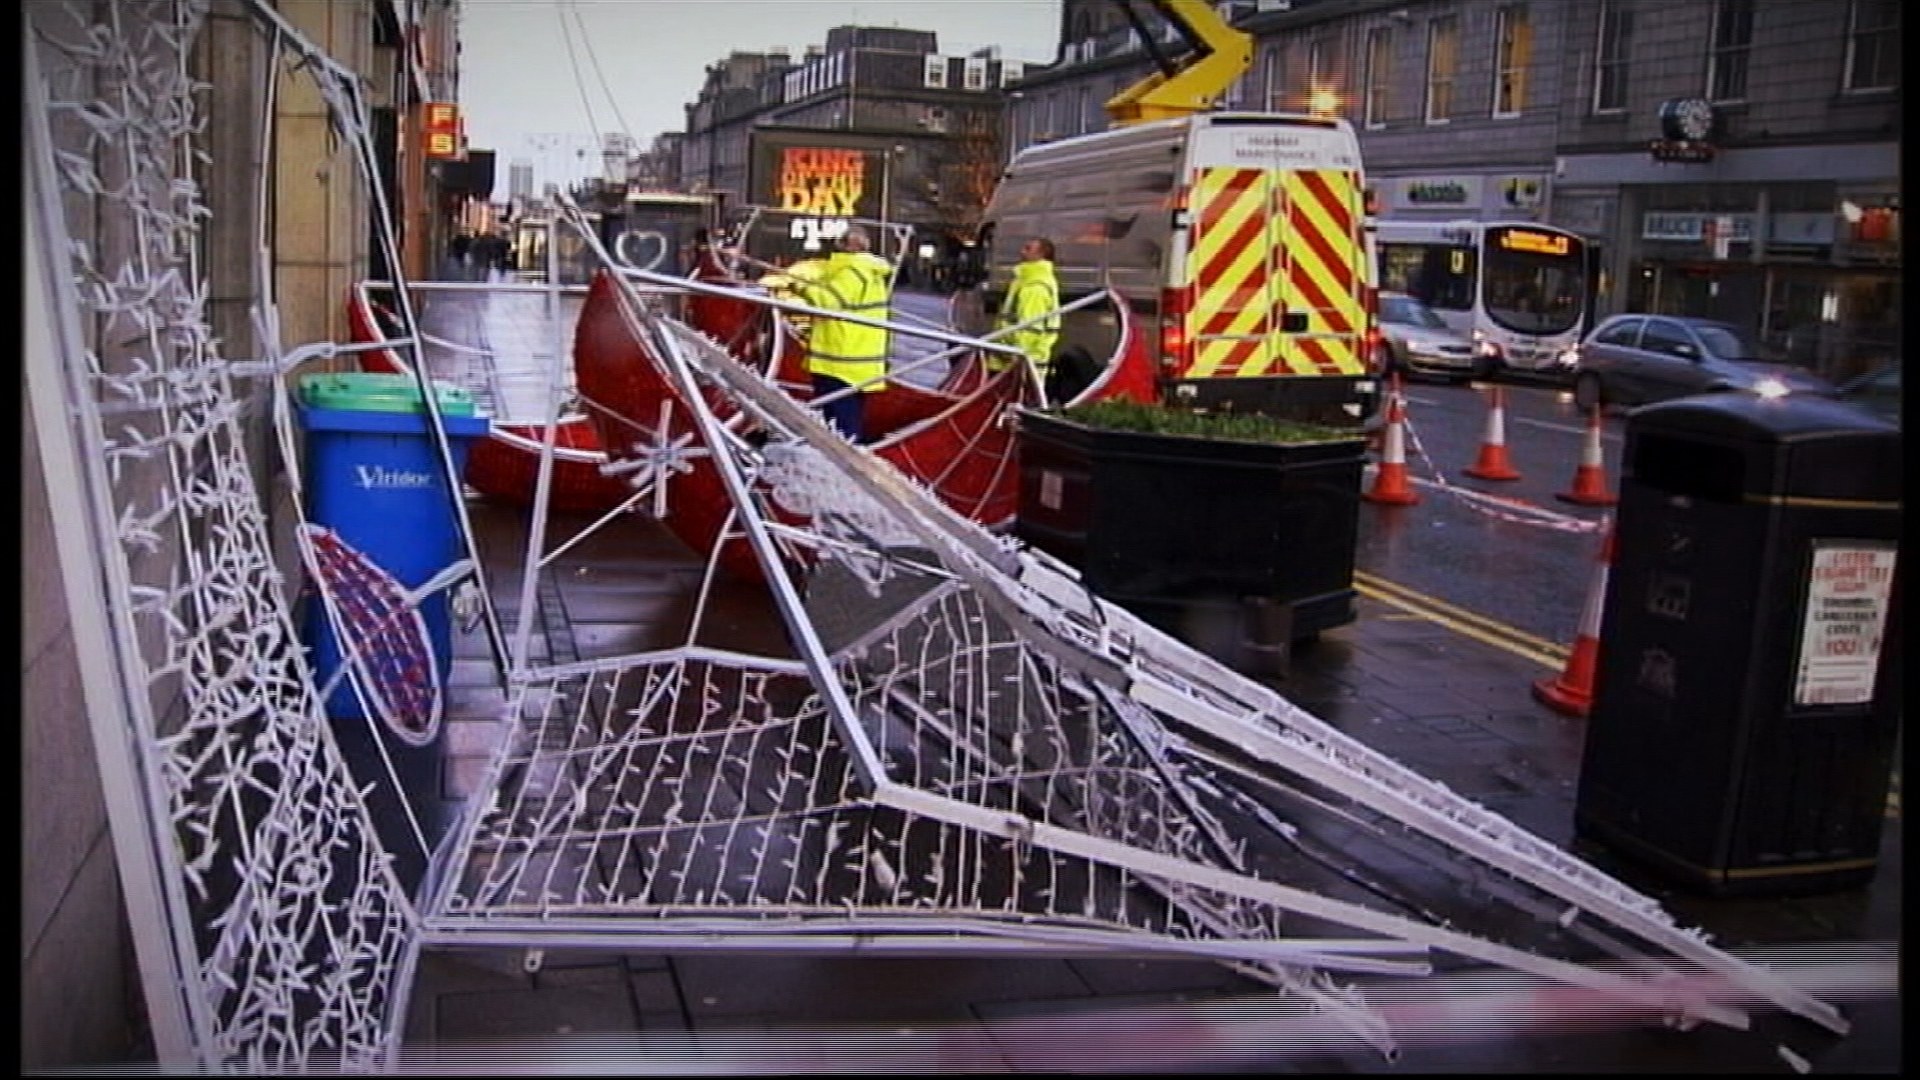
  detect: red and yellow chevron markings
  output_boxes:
[1184,166,1367,380]
[1280,168,1365,376]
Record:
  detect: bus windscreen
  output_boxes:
[1482,226,1586,336]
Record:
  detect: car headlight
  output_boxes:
[1753,376,1790,399]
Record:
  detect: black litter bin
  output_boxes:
[1574,392,1902,896]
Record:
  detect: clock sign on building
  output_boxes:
[1651,97,1716,162]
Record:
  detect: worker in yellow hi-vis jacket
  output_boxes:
[789,226,893,443]
[992,236,1060,380]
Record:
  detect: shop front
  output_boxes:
[1622,183,1899,383]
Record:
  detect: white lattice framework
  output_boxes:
[418,204,1853,1054]
[24,0,1856,1072]
[24,1,428,1071]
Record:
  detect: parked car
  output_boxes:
[1377,290,1492,382]
[1833,362,1901,425]
[1561,314,1837,410]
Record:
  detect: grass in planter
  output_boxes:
[1047,399,1355,445]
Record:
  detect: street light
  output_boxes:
[879,143,906,238]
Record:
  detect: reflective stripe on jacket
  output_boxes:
[994,259,1060,372]
[796,250,893,392]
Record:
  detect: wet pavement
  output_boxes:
[395,485,1900,1074]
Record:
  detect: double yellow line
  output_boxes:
[1353,570,1569,671]
[1352,571,1901,821]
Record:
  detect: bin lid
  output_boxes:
[1625,392,1901,503]
[1628,392,1898,446]
[299,372,477,416]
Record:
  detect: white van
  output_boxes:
[965,111,1382,424]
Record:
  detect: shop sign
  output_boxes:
[1385,175,1483,212]
[1793,543,1896,707]
[1498,175,1545,210]
[1641,211,1752,243]
[422,102,461,159]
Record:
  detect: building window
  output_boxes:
[1424,16,1456,124]
[1706,0,1752,102]
[1075,84,1092,134]
[1492,5,1531,118]
[1262,44,1286,110]
[1307,38,1335,116]
[962,56,988,91]
[923,55,947,89]
[1843,0,1898,92]
[999,60,1025,86]
[1592,0,1632,113]
[1362,27,1391,127]
[1223,68,1248,109]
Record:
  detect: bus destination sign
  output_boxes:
[1496,228,1572,256]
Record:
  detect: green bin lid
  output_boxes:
[299,372,477,416]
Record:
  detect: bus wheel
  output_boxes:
[1573,372,1604,412]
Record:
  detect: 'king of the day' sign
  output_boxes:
[775,147,872,218]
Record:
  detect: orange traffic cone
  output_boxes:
[1463,384,1522,481]
[1363,373,1420,506]
[1533,521,1614,718]
[1556,405,1618,506]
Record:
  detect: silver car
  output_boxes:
[1565,314,1836,410]
[1378,290,1490,382]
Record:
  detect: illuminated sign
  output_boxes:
[1495,228,1572,256]
[788,216,849,252]
[422,102,461,159]
[777,147,869,217]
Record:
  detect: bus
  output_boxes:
[1373,219,1594,378]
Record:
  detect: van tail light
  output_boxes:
[1364,325,1387,374]
[1159,285,1194,375]
[1361,284,1385,373]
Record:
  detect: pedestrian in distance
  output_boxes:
[993,236,1061,385]
[788,225,894,443]
[493,231,516,277]
[449,231,472,276]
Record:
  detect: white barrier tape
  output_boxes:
[1395,411,1606,536]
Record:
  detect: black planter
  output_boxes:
[1015,409,1365,673]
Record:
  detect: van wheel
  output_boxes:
[1573,372,1604,412]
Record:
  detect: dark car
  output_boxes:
[1563,314,1837,410]
[1377,290,1490,382]
[1833,363,1901,425]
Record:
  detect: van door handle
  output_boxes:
[1280,312,1309,332]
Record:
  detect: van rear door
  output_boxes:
[1175,118,1372,413]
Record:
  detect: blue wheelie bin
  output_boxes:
[297,371,489,890]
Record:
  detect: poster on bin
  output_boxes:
[1793,541,1896,707]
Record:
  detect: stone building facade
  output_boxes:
[1013,0,1900,380]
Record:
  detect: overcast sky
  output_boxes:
[458,0,1063,196]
